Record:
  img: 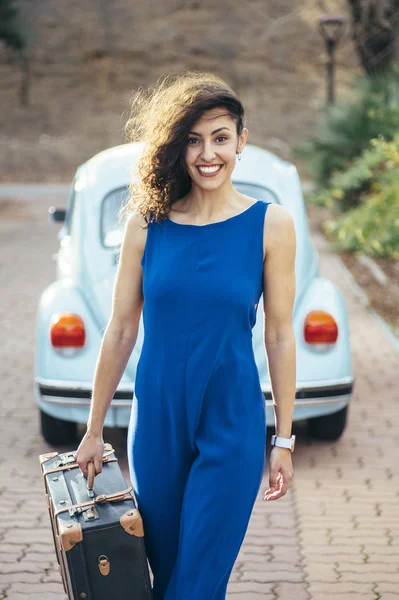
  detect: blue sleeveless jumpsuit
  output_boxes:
[127,199,270,600]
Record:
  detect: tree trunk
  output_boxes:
[95,0,115,86]
[347,0,399,75]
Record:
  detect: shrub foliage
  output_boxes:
[296,68,399,188]
[309,136,399,259]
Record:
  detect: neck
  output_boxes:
[182,181,241,220]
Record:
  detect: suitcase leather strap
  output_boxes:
[54,486,137,518]
[45,453,117,476]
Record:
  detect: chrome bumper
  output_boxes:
[36,376,354,408]
[263,376,353,407]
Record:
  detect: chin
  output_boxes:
[197,180,225,191]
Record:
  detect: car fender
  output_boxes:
[35,278,135,384]
[294,275,353,380]
[253,276,353,385]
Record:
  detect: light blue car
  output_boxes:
[35,142,354,445]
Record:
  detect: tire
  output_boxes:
[307,406,348,441]
[40,409,78,445]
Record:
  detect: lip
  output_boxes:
[195,165,224,177]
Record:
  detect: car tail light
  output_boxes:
[304,311,338,347]
[50,313,86,349]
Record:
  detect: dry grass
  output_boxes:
[1,0,358,182]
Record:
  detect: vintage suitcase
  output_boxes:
[39,442,153,599]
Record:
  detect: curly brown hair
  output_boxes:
[120,71,246,227]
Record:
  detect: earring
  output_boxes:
[237,152,242,161]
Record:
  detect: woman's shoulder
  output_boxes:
[263,203,296,254]
[123,211,151,254]
[265,203,294,227]
[125,211,150,231]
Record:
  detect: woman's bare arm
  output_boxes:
[75,212,147,476]
[262,203,296,501]
[86,211,147,436]
[262,203,296,436]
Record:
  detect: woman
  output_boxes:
[75,71,296,600]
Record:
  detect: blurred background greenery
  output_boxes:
[297,66,399,260]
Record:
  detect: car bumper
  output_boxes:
[264,376,354,421]
[35,376,354,426]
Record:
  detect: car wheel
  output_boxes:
[307,406,348,441]
[40,409,78,445]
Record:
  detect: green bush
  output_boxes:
[324,182,399,259]
[319,136,399,259]
[310,135,398,211]
[296,66,399,188]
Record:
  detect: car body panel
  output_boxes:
[35,142,354,428]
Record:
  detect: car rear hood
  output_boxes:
[83,269,144,381]
[83,239,318,384]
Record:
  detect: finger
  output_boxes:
[279,482,290,497]
[265,472,282,495]
[265,474,293,501]
[78,462,88,477]
[279,469,294,496]
[265,489,284,501]
[268,465,280,492]
[94,458,102,475]
[265,474,283,500]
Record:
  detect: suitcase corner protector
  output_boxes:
[39,451,59,466]
[120,508,145,537]
[58,519,83,551]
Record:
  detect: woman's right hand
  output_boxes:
[73,430,105,480]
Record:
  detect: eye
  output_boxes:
[216,136,228,142]
[188,138,199,145]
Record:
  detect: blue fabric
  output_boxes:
[127,199,270,600]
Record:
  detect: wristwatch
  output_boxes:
[271,434,296,452]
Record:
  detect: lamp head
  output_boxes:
[319,15,346,43]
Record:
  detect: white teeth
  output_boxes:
[198,165,221,174]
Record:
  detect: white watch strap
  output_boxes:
[271,435,292,449]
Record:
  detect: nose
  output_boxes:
[200,139,216,162]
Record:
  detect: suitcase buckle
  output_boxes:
[95,494,107,504]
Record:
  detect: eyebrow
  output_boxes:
[188,127,231,136]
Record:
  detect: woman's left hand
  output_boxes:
[264,446,294,501]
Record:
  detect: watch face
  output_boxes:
[291,435,296,451]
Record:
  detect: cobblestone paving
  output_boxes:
[0,190,398,599]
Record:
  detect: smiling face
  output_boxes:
[185,107,248,190]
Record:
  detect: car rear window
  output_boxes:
[101,183,278,248]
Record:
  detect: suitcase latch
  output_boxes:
[57,452,77,467]
[98,555,110,576]
[68,506,99,521]
[83,506,99,522]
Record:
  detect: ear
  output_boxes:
[237,127,248,153]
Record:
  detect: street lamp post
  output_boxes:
[319,16,346,105]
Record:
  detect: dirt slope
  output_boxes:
[0,0,358,182]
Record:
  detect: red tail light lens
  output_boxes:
[50,313,86,348]
[304,311,338,344]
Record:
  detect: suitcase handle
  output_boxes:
[85,443,114,497]
[87,460,96,498]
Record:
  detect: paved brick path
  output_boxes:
[0,189,398,599]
